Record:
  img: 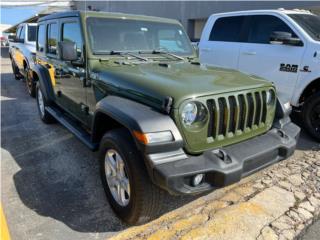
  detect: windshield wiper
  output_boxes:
[94,50,148,61]
[139,50,185,61]
[111,51,148,61]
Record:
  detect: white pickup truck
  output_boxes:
[199,9,320,141]
[9,22,37,97]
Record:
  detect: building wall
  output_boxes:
[74,1,319,40]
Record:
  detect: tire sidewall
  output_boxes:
[36,84,46,121]
[303,92,320,141]
[25,67,35,97]
[99,131,141,223]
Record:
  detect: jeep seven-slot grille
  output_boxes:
[206,90,268,139]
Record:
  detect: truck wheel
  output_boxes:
[303,92,320,141]
[36,84,55,124]
[11,59,21,80]
[99,129,165,224]
[25,67,36,98]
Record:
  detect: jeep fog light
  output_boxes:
[133,130,173,144]
[192,174,204,186]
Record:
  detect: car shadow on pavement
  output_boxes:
[1,47,9,58]
[1,71,198,234]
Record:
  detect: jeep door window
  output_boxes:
[27,25,36,42]
[288,14,320,41]
[87,17,193,56]
[37,24,45,52]
[209,16,245,42]
[47,23,58,55]
[247,15,298,44]
[19,25,25,42]
[62,22,83,58]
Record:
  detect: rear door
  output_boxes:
[199,16,245,69]
[238,14,306,102]
[15,25,25,70]
[36,21,61,98]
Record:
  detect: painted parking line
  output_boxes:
[1,203,11,240]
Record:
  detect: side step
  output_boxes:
[46,106,98,151]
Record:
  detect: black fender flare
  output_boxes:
[32,64,55,103]
[92,96,184,154]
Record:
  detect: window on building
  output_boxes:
[62,22,83,58]
[209,16,245,42]
[47,23,58,55]
[247,15,298,44]
[37,24,46,52]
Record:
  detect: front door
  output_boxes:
[199,16,245,69]
[55,18,87,124]
[238,15,306,102]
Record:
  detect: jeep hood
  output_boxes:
[91,61,272,109]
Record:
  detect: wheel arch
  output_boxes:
[32,64,55,102]
[298,78,320,105]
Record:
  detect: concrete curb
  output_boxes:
[110,148,320,240]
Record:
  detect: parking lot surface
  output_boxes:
[1,47,319,240]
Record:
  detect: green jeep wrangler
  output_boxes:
[33,11,300,224]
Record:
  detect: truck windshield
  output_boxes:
[28,25,37,42]
[87,17,193,56]
[288,14,320,41]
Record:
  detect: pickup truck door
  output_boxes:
[199,16,245,69]
[238,15,306,102]
[55,18,88,124]
[12,25,25,70]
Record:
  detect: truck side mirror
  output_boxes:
[8,35,16,42]
[270,31,303,46]
[58,41,78,61]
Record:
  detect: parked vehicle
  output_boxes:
[9,22,37,97]
[33,11,299,224]
[199,9,320,141]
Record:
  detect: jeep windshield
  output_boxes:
[87,17,194,56]
[288,14,320,41]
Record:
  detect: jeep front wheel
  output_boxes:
[99,129,165,224]
[303,92,320,142]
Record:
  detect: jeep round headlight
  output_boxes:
[182,102,197,126]
[266,89,275,105]
[181,101,208,127]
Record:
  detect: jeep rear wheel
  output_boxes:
[99,129,165,224]
[11,59,21,80]
[303,92,320,142]
[36,84,55,124]
[25,67,36,98]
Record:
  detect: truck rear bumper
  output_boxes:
[152,122,300,195]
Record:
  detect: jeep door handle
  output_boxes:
[242,51,256,56]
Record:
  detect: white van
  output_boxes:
[199,9,320,141]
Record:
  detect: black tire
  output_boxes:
[25,67,36,98]
[11,59,21,80]
[99,128,165,225]
[36,84,55,124]
[302,92,320,142]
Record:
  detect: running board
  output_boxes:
[46,106,98,151]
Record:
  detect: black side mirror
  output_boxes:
[58,41,78,61]
[8,35,16,42]
[270,31,303,46]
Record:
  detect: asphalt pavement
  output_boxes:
[1,46,319,240]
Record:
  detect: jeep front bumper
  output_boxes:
[149,122,300,195]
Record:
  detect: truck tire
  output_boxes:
[303,92,320,141]
[36,84,55,124]
[99,128,165,224]
[25,67,36,98]
[11,59,21,80]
